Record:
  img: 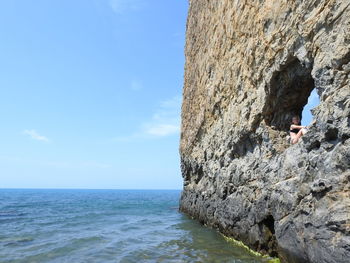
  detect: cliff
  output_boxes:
[179,1,350,263]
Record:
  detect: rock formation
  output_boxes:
[179,1,350,262]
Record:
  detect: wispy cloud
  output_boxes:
[109,0,146,14]
[113,95,182,141]
[145,124,179,136]
[143,95,181,137]
[23,129,50,142]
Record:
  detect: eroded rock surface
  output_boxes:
[179,1,350,262]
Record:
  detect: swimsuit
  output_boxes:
[290,128,299,134]
[290,122,301,134]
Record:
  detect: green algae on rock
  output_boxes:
[223,235,281,263]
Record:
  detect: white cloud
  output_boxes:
[109,0,145,14]
[113,95,182,141]
[143,95,181,137]
[23,129,50,142]
[159,95,182,109]
[145,124,179,136]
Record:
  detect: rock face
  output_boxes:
[179,1,350,262]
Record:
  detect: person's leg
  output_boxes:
[291,128,307,144]
[290,134,298,144]
[292,130,304,143]
[301,128,307,135]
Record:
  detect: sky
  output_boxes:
[301,89,320,126]
[0,0,188,189]
[0,0,319,190]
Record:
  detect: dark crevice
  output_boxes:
[194,165,204,184]
[228,133,260,159]
[305,139,321,152]
[257,215,278,257]
[261,215,275,234]
[325,126,339,141]
[263,57,315,131]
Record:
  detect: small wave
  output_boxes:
[71,235,107,245]
[0,210,26,217]
[3,237,34,247]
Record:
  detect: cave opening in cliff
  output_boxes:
[301,88,320,126]
[264,57,317,131]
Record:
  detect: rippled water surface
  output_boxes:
[0,189,271,263]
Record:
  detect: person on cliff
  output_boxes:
[290,115,307,144]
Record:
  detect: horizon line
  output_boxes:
[0,187,182,191]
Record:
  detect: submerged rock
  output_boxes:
[179,1,350,262]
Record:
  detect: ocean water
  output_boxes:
[0,189,272,263]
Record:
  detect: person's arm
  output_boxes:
[290,124,306,129]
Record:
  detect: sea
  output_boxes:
[0,189,274,263]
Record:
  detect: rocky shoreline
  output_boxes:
[179,1,350,262]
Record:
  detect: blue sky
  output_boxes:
[0,0,188,189]
[302,89,320,126]
[0,0,319,190]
